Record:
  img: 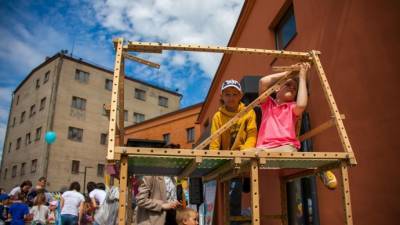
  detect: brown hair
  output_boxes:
[176,208,197,225]
[34,192,46,210]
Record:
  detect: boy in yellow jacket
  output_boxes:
[210,79,257,151]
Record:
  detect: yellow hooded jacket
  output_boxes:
[209,102,257,150]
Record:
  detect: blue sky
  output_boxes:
[0,0,244,154]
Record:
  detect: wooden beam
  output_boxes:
[272,65,301,72]
[107,38,124,161]
[280,177,288,225]
[311,51,356,164]
[203,161,234,182]
[298,114,345,142]
[340,162,354,225]
[195,70,296,150]
[117,155,128,225]
[123,52,160,68]
[126,42,312,60]
[179,156,202,178]
[250,159,260,225]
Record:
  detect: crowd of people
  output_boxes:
[0,178,110,225]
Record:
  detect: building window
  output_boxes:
[36,79,40,89]
[31,159,37,173]
[100,133,108,145]
[40,97,46,111]
[16,95,19,105]
[20,163,26,176]
[75,69,90,83]
[16,137,21,150]
[12,117,16,127]
[68,127,83,142]
[44,71,50,83]
[97,164,105,177]
[25,133,31,145]
[8,142,12,153]
[71,160,80,174]
[124,110,128,121]
[30,104,36,117]
[35,127,42,141]
[134,88,146,101]
[158,96,168,107]
[71,96,86,110]
[12,165,17,178]
[3,168,7,179]
[274,5,296,50]
[186,127,195,143]
[134,112,145,124]
[163,133,170,144]
[105,79,113,91]
[20,111,26,123]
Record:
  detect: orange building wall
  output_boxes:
[198,0,400,225]
[124,103,202,149]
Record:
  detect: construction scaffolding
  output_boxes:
[107,38,357,225]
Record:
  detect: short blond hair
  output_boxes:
[176,208,197,225]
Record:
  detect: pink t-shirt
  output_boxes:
[256,97,300,149]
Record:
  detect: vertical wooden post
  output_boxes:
[340,162,353,225]
[127,175,133,225]
[310,51,355,164]
[107,38,124,160]
[280,178,288,225]
[118,155,128,225]
[250,159,260,225]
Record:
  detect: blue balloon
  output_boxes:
[45,131,57,144]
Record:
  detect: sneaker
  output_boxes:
[319,170,337,190]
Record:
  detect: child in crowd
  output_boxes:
[8,193,30,225]
[210,79,257,151]
[30,192,49,225]
[176,208,198,225]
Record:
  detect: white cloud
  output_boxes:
[91,0,244,76]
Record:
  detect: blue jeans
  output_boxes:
[61,214,78,225]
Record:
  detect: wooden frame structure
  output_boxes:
[107,38,356,225]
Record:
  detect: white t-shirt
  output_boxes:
[30,205,49,224]
[61,190,85,216]
[9,186,21,196]
[89,189,106,205]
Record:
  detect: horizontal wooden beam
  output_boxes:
[123,52,160,68]
[283,162,341,182]
[126,41,312,60]
[203,161,235,182]
[298,114,345,142]
[115,147,256,158]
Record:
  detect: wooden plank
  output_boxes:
[250,159,260,225]
[126,42,312,60]
[195,71,297,150]
[123,52,160,68]
[107,38,124,161]
[203,161,234,182]
[311,51,356,164]
[179,156,202,178]
[299,114,345,142]
[280,177,288,225]
[340,162,354,225]
[117,155,128,225]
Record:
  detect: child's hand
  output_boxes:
[299,62,311,78]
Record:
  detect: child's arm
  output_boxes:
[209,113,221,150]
[259,71,289,96]
[293,63,311,116]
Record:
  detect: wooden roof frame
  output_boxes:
[108,38,356,225]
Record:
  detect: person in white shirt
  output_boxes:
[60,181,84,225]
[30,192,49,225]
[88,183,107,225]
[9,180,32,200]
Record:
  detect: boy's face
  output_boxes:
[221,87,242,110]
[276,79,298,102]
[183,212,199,225]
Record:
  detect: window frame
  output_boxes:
[71,96,87,110]
[71,160,80,174]
[31,159,37,173]
[68,127,84,142]
[133,112,145,124]
[105,79,113,91]
[186,127,195,143]
[158,96,169,108]
[75,69,90,83]
[134,88,146,101]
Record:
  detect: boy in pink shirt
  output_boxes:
[256,62,310,151]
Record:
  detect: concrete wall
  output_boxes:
[198,0,400,224]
